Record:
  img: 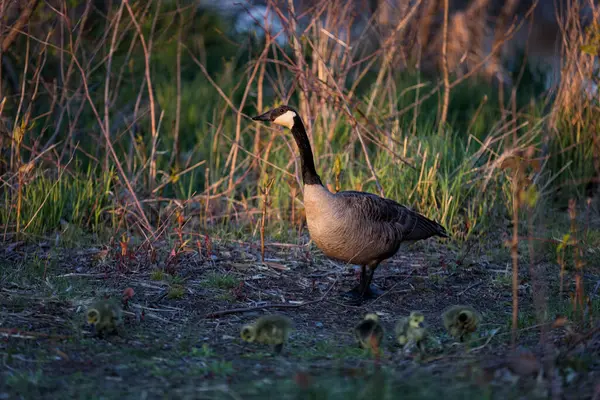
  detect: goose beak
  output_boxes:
[252,110,272,122]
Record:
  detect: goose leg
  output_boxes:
[361,263,384,298]
[344,263,384,301]
[344,265,367,301]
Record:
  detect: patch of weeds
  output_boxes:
[491,271,511,288]
[203,360,234,376]
[44,277,77,299]
[191,343,215,357]
[515,308,538,330]
[167,284,185,299]
[584,228,600,247]
[202,272,239,289]
[5,369,46,397]
[428,272,448,285]
[151,364,175,379]
[548,296,600,324]
[216,292,235,302]
[150,269,164,281]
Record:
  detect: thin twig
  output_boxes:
[467,328,499,353]
[457,280,483,296]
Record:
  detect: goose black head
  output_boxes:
[252,105,298,129]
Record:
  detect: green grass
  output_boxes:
[202,272,240,290]
[0,166,116,240]
[150,269,165,281]
[167,284,185,299]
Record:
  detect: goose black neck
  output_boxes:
[290,116,322,186]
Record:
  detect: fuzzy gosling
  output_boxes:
[252,106,448,302]
[442,305,481,342]
[395,311,428,352]
[240,315,292,354]
[354,313,385,353]
[86,298,123,337]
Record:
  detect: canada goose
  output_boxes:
[252,106,448,300]
[86,298,123,337]
[395,311,428,352]
[240,314,293,354]
[442,305,481,342]
[354,313,384,353]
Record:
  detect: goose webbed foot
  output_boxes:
[273,343,284,355]
[343,284,384,303]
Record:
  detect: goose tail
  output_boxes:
[409,213,449,240]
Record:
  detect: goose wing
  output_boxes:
[335,190,448,240]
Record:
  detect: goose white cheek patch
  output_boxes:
[273,110,297,128]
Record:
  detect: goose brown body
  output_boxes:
[252,105,448,300]
[304,185,446,266]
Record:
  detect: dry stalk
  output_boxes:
[493,0,521,115]
[1,0,40,53]
[43,0,94,154]
[170,1,183,170]
[438,0,450,135]
[568,199,585,323]
[123,0,158,191]
[104,2,125,171]
[70,53,153,235]
[227,40,274,197]
[260,177,275,262]
[366,0,422,116]
[467,95,488,134]
[204,167,210,229]
[252,59,266,173]
[389,3,532,122]
[510,161,521,348]
[298,32,386,195]
[523,156,553,377]
[333,154,342,193]
[284,0,312,137]
[419,0,439,52]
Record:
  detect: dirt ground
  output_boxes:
[1,230,599,400]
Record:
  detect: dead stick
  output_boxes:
[457,281,483,296]
[0,328,70,340]
[205,279,337,318]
